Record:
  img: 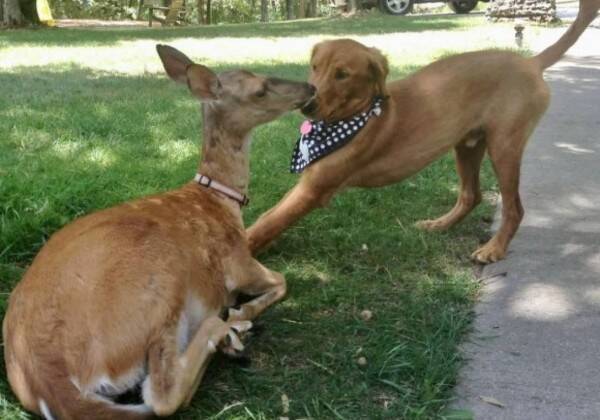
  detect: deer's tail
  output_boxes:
[9,352,152,420]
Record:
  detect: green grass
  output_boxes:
[0,13,503,419]
[0,13,483,47]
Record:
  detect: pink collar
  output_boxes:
[194,174,249,207]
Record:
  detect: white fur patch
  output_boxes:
[229,307,243,318]
[39,399,55,420]
[225,275,237,292]
[141,376,153,407]
[177,312,190,353]
[177,294,215,352]
[119,403,153,414]
[465,138,479,148]
[70,376,82,392]
[89,366,145,397]
[207,339,217,352]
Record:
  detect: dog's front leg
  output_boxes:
[247,181,335,254]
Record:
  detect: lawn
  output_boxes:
[0,12,517,419]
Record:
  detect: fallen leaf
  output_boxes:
[360,309,373,321]
[281,394,289,414]
[479,395,505,408]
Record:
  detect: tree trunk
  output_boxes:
[2,0,25,25]
[197,0,205,23]
[260,0,267,21]
[348,0,358,13]
[285,0,293,19]
[206,0,211,24]
[308,0,316,16]
[137,0,145,20]
[298,0,305,17]
[18,0,38,22]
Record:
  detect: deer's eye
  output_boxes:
[335,69,349,80]
[312,65,317,72]
[255,89,266,98]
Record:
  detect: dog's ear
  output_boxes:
[156,44,221,100]
[310,42,322,64]
[367,47,389,98]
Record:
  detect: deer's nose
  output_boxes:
[308,84,317,95]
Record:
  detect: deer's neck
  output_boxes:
[197,104,251,196]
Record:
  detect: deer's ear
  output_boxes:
[156,44,193,84]
[186,64,221,100]
[156,44,221,101]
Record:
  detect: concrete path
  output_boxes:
[452,28,600,419]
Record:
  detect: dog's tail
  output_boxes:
[533,0,600,70]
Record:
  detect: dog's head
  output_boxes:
[302,39,389,123]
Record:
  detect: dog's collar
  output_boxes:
[194,174,249,207]
[290,96,385,173]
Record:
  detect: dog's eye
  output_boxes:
[255,90,266,98]
[335,70,349,80]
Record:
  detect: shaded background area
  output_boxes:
[0,12,479,46]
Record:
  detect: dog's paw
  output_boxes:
[415,219,451,232]
[471,241,506,264]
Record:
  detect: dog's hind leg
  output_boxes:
[471,130,528,264]
[416,138,487,232]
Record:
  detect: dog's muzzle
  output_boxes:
[301,98,318,116]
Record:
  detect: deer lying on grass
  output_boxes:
[3,45,315,419]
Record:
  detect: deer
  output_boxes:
[2,44,315,419]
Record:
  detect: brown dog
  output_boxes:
[248,0,600,263]
[2,45,314,419]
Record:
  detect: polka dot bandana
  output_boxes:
[290,97,384,173]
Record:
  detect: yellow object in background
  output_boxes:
[36,0,55,26]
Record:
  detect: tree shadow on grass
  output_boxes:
[0,13,481,47]
[0,58,425,264]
